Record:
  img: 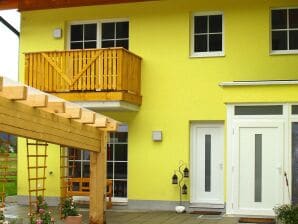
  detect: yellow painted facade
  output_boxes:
[18,0,298,202]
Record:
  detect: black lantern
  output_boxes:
[172,174,178,184]
[182,184,187,194]
[183,167,189,178]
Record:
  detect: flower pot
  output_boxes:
[64,214,82,224]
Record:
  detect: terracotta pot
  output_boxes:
[64,214,82,224]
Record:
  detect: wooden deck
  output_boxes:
[24,48,142,106]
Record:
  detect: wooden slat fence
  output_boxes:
[25,48,142,95]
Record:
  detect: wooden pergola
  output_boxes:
[0,76,117,224]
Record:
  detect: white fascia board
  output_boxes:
[219,80,298,87]
[73,101,140,112]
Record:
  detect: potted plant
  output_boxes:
[274,204,298,224]
[61,197,82,224]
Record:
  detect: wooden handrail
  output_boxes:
[24,48,142,96]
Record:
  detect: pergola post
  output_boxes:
[89,131,107,224]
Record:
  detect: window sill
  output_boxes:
[190,52,225,58]
[270,50,298,55]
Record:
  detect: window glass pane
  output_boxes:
[82,182,89,192]
[194,35,207,52]
[115,132,128,143]
[289,30,298,50]
[107,144,113,161]
[114,162,127,179]
[289,9,298,28]
[272,31,287,50]
[68,148,81,160]
[209,34,222,51]
[116,39,129,49]
[271,9,287,29]
[292,105,298,114]
[116,22,129,39]
[82,150,90,160]
[114,144,128,161]
[71,25,83,41]
[209,15,222,33]
[71,182,80,191]
[82,162,90,177]
[84,23,97,41]
[107,162,113,179]
[194,16,207,34]
[68,163,76,177]
[70,42,83,49]
[102,40,115,48]
[255,134,262,202]
[102,23,115,40]
[70,161,82,178]
[84,41,97,49]
[114,180,127,197]
[235,105,283,115]
[205,135,211,192]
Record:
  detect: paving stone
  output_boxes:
[3,205,241,224]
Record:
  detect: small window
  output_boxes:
[271,8,298,53]
[191,12,224,57]
[234,105,283,115]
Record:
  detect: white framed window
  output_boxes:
[107,127,128,202]
[67,125,128,202]
[68,19,129,50]
[191,12,224,57]
[271,7,298,54]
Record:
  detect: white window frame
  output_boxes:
[270,7,298,55]
[107,125,128,203]
[190,11,225,58]
[67,18,129,50]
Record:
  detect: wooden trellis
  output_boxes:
[0,152,9,208]
[59,146,77,204]
[26,139,48,215]
[0,137,17,208]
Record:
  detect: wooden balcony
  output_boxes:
[24,48,142,110]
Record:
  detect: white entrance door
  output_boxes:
[190,123,224,205]
[232,121,284,215]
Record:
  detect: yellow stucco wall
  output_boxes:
[17,138,61,196]
[18,0,298,201]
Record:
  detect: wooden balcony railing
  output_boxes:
[24,48,142,97]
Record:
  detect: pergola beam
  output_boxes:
[41,101,65,113]
[75,110,96,124]
[65,107,82,119]
[0,78,118,151]
[0,95,101,151]
[0,86,27,100]
[20,94,48,107]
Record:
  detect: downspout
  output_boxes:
[0,16,19,37]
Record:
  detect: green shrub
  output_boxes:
[274,204,298,224]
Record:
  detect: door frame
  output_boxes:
[190,122,225,206]
[226,104,290,216]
